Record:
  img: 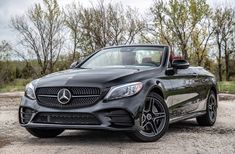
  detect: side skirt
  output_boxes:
[169,111,206,124]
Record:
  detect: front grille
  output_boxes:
[36,87,101,95]
[35,87,101,109]
[32,112,101,125]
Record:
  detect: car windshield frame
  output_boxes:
[79,46,165,69]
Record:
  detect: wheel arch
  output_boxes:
[210,85,218,109]
[210,86,218,101]
[148,86,165,100]
[210,86,218,96]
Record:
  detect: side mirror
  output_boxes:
[172,59,189,69]
[70,61,80,69]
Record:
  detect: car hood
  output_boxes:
[36,67,152,88]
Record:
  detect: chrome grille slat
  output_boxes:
[37,95,57,98]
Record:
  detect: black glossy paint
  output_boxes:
[19,44,217,130]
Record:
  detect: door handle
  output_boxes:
[191,72,198,77]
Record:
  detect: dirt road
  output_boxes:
[0,96,235,154]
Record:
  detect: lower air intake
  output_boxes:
[32,112,101,125]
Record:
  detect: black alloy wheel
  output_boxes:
[128,92,169,142]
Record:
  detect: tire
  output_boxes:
[128,92,169,142]
[196,91,217,126]
[26,128,64,138]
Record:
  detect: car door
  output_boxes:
[168,67,201,118]
[190,67,211,111]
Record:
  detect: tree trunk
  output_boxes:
[225,50,230,81]
[181,44,188,60]
[196,52,202,66]
[72,32,77,62]
[41,66,47,76]
[218,46,222,81]
[216,33,223,81]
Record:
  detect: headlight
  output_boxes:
[105,82,143,100]
[25,82,36,100]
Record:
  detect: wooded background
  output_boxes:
[0,0,235,92]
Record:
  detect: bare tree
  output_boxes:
[11,0,65,75]
[0,40,12,84]
[150,0,210,60]
[0,40,11,60]
[191,16,215,66]
[64,2,82,62]
[64,0,145,58]
[212,7,234,81]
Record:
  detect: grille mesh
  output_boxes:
[36,87,101,95]
[35,87,101,109]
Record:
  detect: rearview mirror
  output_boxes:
[172,59,189,69]
[70,61,80,69]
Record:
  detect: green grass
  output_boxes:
[218,81,235,94]
[0,79,32,93]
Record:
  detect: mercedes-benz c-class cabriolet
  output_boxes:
[19,45,218,142]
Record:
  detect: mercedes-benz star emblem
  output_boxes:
[57,88,71,105]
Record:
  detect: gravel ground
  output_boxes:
[0,96,235,154]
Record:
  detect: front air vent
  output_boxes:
[19,107,35,124]
[107,110,134,128]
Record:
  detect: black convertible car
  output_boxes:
[19,45,218,142]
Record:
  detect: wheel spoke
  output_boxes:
[153,112,166,120]
[151,102,159,113]
[149,98,154,112]
[153,120,159,134]
[208,104,212,110]
[149,121,158,134]
[209,97,212,103]
[209,110,214,119]
[142,121,149,129]
[153,112,165,116]
[213,105,216,112]
[143,108,149,114]
[141,114,146,124]
[154,115,166,120]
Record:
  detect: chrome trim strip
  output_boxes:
[37,95,100,98]
[72,95,100,98]
[37,95,57,97]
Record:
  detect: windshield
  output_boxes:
[81,46,164,69]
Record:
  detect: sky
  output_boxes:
[0,0,235,43]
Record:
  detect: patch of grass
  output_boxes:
[218,81,235,94]
[0,79,32,93]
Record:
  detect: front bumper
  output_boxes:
[19,91,146,131]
